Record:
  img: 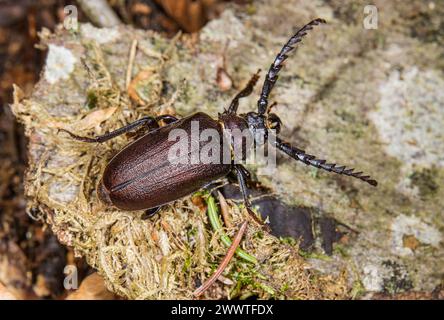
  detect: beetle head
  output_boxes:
[219,109,282,157]
[242,111,282,146]
[243,112,268,145]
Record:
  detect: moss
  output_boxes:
[329,1,363,24]
[86,91,98,109]
[381,261,414,295]
[333,243,349,258]
[245,4,257,16]
[309,168,320,180]
[350,280,365,300]
[410,167,439,199]
[279,236,297,246]
[299,250,332,262]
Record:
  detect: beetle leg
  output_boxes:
[60,115,178,143]
[234,165,266,226]
[257,18,326,115]
[236,164,252,182]
[226,70,261,114]
[157,114,179,125]
[141,206,161,220]
[273,135,378,186]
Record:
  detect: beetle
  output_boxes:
[61,19,377,221]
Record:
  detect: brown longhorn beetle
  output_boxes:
[61,19,377,223]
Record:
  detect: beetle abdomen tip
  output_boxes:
[97,179,113,207]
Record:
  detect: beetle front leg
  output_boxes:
[141,206,161,220]
[234,165,266,226]
[236,164,252,182]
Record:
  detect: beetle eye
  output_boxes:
[267,113,282,134]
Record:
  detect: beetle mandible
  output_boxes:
[62,19,377,222]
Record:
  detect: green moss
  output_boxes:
[299,250,332,261]
[333,243,349,258]
[381,260,414,295]
[280,236,297,246]
[254,230,264,240]
[182,254,193,272]
[350,280,365,300]
[246,4,257,15]
[410,167,439,198]
[86,91,98,109]
[309,168,320,179]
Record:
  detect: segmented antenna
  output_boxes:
[258,18,326,115]
[227,70,261,114]
[275,137,377,186]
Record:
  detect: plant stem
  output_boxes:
[206,195,257,264]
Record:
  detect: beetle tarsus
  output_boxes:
[258,18,326,115]
[235,165,268,227]
[141,206,161,220]
[274,136,377,186]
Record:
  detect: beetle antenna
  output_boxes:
[258,18,326,115]
[274,136,377,186]
[226,69,261,114]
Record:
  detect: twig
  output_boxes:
[193,221,248,297]
[217,191,232,228]
[77,0,122,28]
[126,39,138,90]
